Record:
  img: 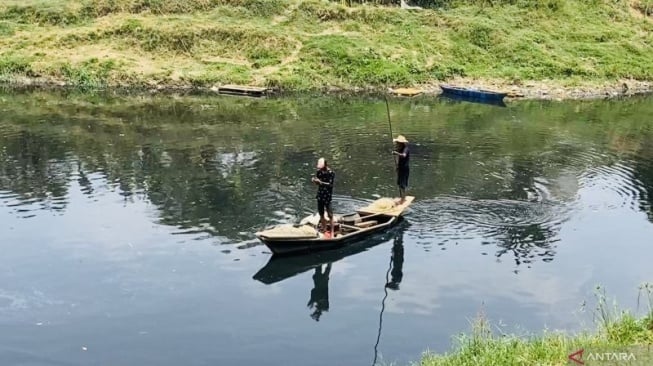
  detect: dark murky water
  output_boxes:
[1,89,652,366]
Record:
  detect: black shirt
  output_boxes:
[397,145,410,170]
[316,169,335,202]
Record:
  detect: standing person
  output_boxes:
[311,158,335,236]
[392,135,410,204]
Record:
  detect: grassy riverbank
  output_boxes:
[418,285,653,366]
[1,0,653,98]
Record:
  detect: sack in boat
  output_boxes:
[257,224,318,238]
[364,198,397,212]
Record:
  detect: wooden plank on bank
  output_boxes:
[217,84,269,97]
[391,87,423,97]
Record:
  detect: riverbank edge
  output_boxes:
[416,285,653,366]
[2,75,652,101]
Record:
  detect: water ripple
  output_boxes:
[578,160,641,210]
[408,195,573,264]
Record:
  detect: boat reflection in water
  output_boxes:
[253,220,409,322]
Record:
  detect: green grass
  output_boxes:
[54,58,122,88]
[0,0,652,91]
[418,284,653,366]
[0,54,34,81]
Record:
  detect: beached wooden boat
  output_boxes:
[438,94,507,107]
[440,84,507,101]
[255,196,414,256]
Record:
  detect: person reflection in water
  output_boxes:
[385,233,404,291]
[307,263,331,321]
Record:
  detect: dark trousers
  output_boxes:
[317,199,332,218]
[397,168,409,189]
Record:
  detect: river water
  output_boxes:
[1,89,652,366]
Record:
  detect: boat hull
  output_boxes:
[439,94,507,107]
[255,196,414,256]
[259,216,401,256]
[440,84,507,101]
[254,220,409,284]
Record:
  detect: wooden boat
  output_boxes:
[253,220,409,284]
[439,84,507,101]
[255,196,414,256]
[438,94,507,107]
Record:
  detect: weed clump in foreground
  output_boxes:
[420,284,653,366]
